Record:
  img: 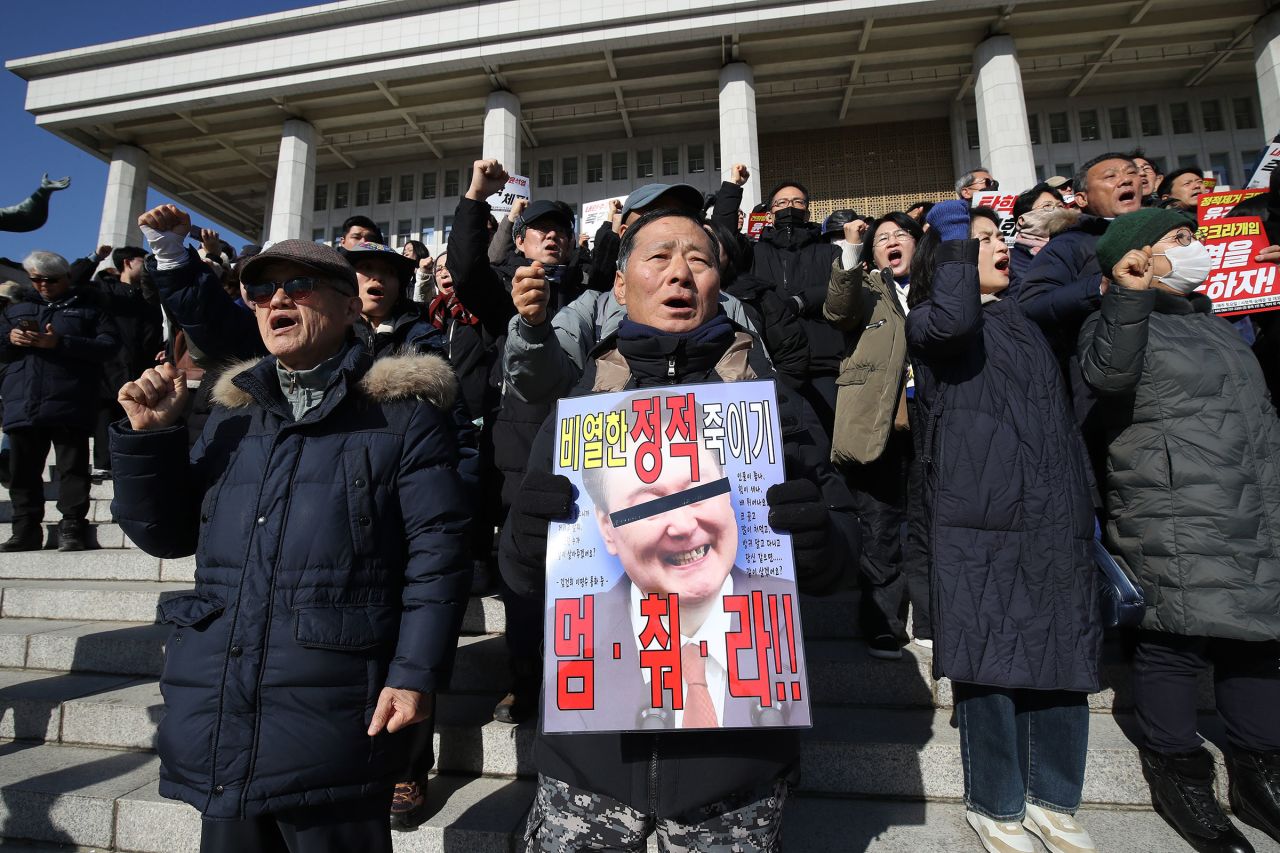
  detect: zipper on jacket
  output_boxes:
[667,355,676,380]
[648,736,660,816]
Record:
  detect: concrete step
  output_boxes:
[0,553,168,583]
[0,500,115,525]
[0,478,116,502]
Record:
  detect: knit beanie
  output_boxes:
[1096,208,1195,277]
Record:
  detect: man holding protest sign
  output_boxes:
[499,208,857,851]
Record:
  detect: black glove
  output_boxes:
[766,479,831,580]
[508,471,575,568]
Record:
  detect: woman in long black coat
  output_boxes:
[907,201,1101,853]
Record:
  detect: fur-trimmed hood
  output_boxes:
[210,349,457,412]
[1017,205,1082,239]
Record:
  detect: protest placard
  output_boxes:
[485,174,530,213]
[1195,189,1280,316]
[544,380,812,734]
[970,191,1021,246]
[581,195,628,245]
[746,211,771,240]
[1247,144,1280,189]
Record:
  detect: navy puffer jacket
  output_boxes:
[908,240,1101,693]
[109,344,470,819]
[0,285,119,432]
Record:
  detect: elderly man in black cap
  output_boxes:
[110,207,469,853]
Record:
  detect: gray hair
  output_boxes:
[22,251,70,279]
[1073,153,1135,197]
[955,168,990,196]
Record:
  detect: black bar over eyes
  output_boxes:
[608,477,731,528]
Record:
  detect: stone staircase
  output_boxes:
[0,464,1276,852]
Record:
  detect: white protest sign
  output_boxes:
[581,195,628,245]
[1247,144,1280,189]
[971,192,1020,247]
[486,175,531,213]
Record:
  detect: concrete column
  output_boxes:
[268,119,316,243]
[260,189,274,244]
[718,62,761,213]
[973,35,1037,194]
[483,91,521,175]
[98,144,149,250]
[1254,10,1280,141]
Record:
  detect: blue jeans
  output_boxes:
[954,683,1089,820]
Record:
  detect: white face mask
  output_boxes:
[1154,241,1212,294]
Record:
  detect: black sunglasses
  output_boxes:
[28,275,64,284]
[243,276,327,306]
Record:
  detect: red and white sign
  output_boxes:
[747,212,771,240]
[1247,145,1280,190]
[1195,189,1280,316]
[485,174,530,213]
[970,192,1020,246]
[580,195,628,245]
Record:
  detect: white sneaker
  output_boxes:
[1022,803,1096,853]
[966,810,1035,853]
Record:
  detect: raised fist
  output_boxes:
[138,204,191,239]
[508,196,529,223]
[843,220,868,244]
[118,362,189,432]
[731,164,751,186]
[512,261,550,326]
[1111,246,1154,292]
[466,159,509,202]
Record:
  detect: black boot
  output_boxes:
[56,519,87,552]
[1141,748,1254,853]
[493,656,542,724]
[1229,749,1280,843]
[1,520,42,552]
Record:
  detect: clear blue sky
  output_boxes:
[0,0,318,264]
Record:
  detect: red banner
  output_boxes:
[1195,190,1280,316]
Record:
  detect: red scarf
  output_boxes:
[427,287,479,330]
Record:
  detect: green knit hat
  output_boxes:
[1096,208,1196,278]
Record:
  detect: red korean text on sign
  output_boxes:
[724,591,803,706]
[554,596,595,711]
[665,392,701,482]
[637,592,683,710]
[629,396,663,484]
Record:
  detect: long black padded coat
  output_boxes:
[1079,287,1280,641]
[109,344,470,819]
[908,240,1101,692]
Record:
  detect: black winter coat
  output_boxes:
[0,285,119,432]
[908,240,1101,692]
[1079,287,1280,641]
[500,320,855,817]
[110,345,470,819]
[751,222,845,374]
[93,277,163,396]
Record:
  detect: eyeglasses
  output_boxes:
[770,197,808,210]
[243,276,331,306]
[27,275,64,284]
[873,230,915,247]
[1163,230,1198,247]
[969,178,1000,191]
[1033,201,1065,212]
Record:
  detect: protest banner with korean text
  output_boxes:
[1247,144,1280,189]
[581,195,628,245]
[970,192,1021,246]
[544,380,811,734]
[747,212,771,240]
[1195,189,1280,316]
[485,174,530,213]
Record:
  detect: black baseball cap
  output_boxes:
[621,183,704,220]
[515,200,574,237]
[240,240,357,295]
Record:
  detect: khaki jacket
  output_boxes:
[822,260,909,466]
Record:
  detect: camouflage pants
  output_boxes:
[521,774,788,853]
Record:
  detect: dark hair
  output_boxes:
[1074,153,1134,196]
[1157,167,1203,199]
[111,246,146,271]
[861,212,924,272]
[766,180,810,205]
[1011,183,1062,221]
[905,201,930,214]
[703,220,743,288]
[970,205,1001,230]
[402,240,430,261]
[341,216,383,244]
[617,209,721,275]
[906,229,942,310]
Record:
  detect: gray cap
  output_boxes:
[621,183,704,220]
[239,240,358,295]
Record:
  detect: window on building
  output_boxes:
[1048,112,1070,144]
[1208,152,1234,187]
[375,221,390,241]
[421,216,435,243]
[587,154,604,183]
[444,170,460,197]
[334,182,349,208]
[398,174,414,203]
[537,159,554,189]
[443,215,455,240]
[332,227,344,244]
[1149,156,1167,174]
[713,141,721,172]
[395,219,413,244]
[1053,163,1075,181]
[688,144,706,173]
[1201,100,1225,133]
[1168,103,1192,134]
[355,179,371,207]
[966,118,980,150]
[1108,107,1131,139]
[1139,105,1162,137]
[1177,154,1200,169]
[561,156,578,185]
[637,149,654,179]
[1027,114,1042,146]
[662,146,680,176]
[1079,110,1100,142]
[1234,97,1258,130]
[521,161,529,180]
[313,184,328,211]
[311,228,326,243]
[1035,164,1046,182]
[611,151,628,181]
[420,172,437,200]
[376,177,393,205]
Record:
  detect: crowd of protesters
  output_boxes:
[1,144,1279,853]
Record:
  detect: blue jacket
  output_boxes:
[1013,216,1109,344]
[0,285,119,432]
[908,240,1101,692]
[110,344,470,819]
